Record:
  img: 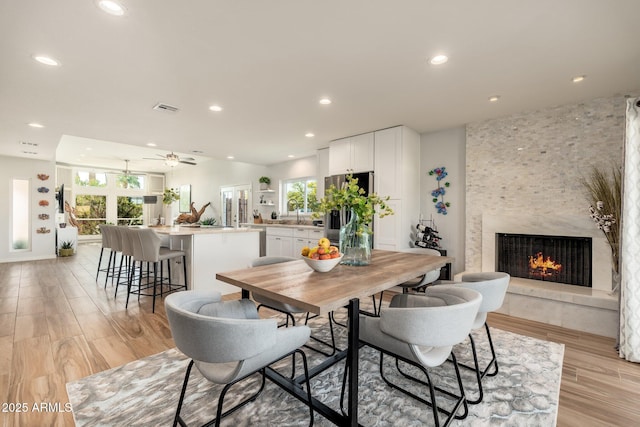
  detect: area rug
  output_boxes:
[67,310,564,426]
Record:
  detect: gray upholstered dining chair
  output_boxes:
[165,290,314,427]
[427,271,510,404]
[251,256,337,356]
[343,285,482,426]
[371,247,442,315]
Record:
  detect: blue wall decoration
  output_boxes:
[429,167,451,215]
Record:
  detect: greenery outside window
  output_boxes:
[283,177,318,214]
[75,194,106,235]
[116,174,145,190]
[75,171,107,187]
[117,196,143,225]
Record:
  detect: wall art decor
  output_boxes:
[428,166,451,215]
[36,227,51,234]
[37,173,50,180]
[39,200,49,206]
[37,186,49,193]
[38,213,50,220]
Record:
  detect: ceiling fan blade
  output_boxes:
[179,160,197,165]
[181,157,196,161]
[142,157,164,161]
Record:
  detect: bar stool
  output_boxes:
[105,225,124,289]
[127,228,188,313]
[96,224,119,287]
[114,226,135,299]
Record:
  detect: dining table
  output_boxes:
[216,249,453,426]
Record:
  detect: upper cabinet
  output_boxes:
[373,126,420,251]
[373,126,419,200]
[328,132,374,175]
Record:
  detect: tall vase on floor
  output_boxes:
[339,208,372,266]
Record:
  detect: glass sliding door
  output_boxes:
[220,184,251,227]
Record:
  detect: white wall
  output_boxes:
[265,156,318,219]
[0,155,57,262]
[465,94,634,274]
[165,158,268,224]
[420,127,466,275]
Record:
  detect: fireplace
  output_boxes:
[496,233,592,287]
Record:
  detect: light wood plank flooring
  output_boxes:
[1,243,639,426]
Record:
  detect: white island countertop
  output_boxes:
[241,223,324,230]
[152,225,260,236]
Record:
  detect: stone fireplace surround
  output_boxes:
[461,95,632,339]
[475,214,618,338]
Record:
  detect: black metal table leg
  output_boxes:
[347,298,359,427]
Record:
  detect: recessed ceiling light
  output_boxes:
[517,147,524,151]
[209,105,223,112]
[192,150,203,154]
[572,75,586,83]
[319,98,332,105]
[97,0,126,16]
[28,122,44,128]
[488,95,500,102]
[33,55,60,66]
[146,142,157,147]
[429,54,448,65]
[288,155,295,158]
[227,155,234,160]
[305,132,315,138]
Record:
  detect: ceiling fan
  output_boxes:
[143,152,197,166]
[121,159,133,176]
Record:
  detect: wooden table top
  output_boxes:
[216,250,453,315]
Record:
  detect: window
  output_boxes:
[116,174,145,190]
[74,194,106,235]
[117,196,143,225]
[283,177,318,214]
[75,170,107,187]
[12,179,30,250]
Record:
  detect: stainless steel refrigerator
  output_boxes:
[323,171,374,246]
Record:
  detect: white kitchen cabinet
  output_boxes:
[164,229,259,295]
[373,126,420,251]
[328,132,374,175]
[266,227,294,257]
[267,226,324,257]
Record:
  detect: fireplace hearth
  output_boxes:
[496,233,592,287]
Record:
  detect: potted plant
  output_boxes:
[162,188,180,225]
[163,188,180,205]
[200,217,217,226]
[259,176,271,190]
[58,240,74,257]
[313,174,394,265]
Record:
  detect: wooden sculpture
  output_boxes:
[176,202,211,224]
[64,201,80,228]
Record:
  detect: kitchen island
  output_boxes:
[154,225,259,294]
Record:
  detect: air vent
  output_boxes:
[19,141,39,147]
[153,102,179,113]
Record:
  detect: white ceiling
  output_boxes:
[1,0,639,172]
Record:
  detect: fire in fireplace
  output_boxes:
[496,233,592,287]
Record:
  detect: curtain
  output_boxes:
[620,97,640,362]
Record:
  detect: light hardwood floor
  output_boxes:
[1,243,639,426]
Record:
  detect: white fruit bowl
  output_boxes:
[302,254,343,273]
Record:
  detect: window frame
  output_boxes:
[281,177,318,216]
